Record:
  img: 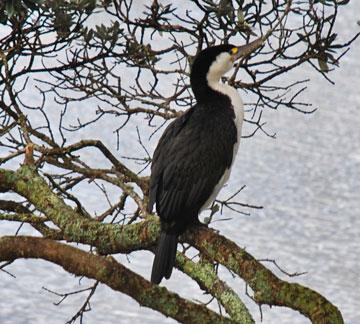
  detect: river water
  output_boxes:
[1,2,359,324]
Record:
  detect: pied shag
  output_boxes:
[148,40,261,284]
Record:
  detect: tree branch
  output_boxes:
[0,165,344,323]
[0,236,233,324]
[184,226,344,324]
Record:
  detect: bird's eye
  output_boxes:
[230,47,238,55]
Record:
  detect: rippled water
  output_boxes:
[1,3,359,324]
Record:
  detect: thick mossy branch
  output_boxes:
[0,236,233,324]
[185,227,344,324]
[0,166,159,253]
[176,252,254,324]
[0,166,253,321]
[0,165,344,324]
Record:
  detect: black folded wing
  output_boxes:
[148,104,237,234]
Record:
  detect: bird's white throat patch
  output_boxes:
[207,52,233,84]
[206,53,244,135]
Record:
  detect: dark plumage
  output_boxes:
[148,42,259,284]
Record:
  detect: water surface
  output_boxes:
[1,2,359,324]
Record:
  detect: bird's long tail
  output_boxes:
[151,231,178,284]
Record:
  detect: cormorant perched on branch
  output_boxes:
[148,39,262,284]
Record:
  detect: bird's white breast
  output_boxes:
[209,82,244,149]
[201,81,244,211]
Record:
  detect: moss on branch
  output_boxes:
[0,166,159,252]
[0,236,233,324]
[176,252,254,323]
[185,226,344,324]
[0,165,344,324]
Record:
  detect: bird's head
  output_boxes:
[190,38,263,99]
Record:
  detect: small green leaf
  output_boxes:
[84,28,93,43]
[53,9,72,38]
[6,0,17,17]
[211,204,220,214]
[0,9,8,24]
[23,0,43,10]
[336,0,350,5]
[318,58,329,72]
[217,0,234,19]
[237,8,245,24]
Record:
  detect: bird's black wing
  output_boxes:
[148,105,237,233]
[148,108,194,213]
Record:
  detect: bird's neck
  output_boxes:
[207,79,238,102]
[191,73,226,102]
[191,73,242,110]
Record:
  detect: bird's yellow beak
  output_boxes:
[230,36,264,62]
